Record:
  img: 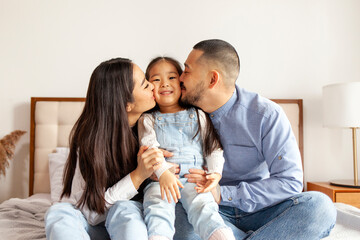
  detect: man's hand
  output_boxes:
[184,168,207,185]
[185,168,222,204]
[195,173,221,193]
[211,184,221,204]
[159,170,184,203]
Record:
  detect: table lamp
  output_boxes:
[322,82,360,188]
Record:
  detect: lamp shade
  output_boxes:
[323,82,360,128]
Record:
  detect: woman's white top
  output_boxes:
[57,151,139,226]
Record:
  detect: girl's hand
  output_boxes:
[130,146,164,189]
[150,162,180,181]
[159,170,184,203]
[195,173,221,193]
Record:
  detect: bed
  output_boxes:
[0,97,359,240]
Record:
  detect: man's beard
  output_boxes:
[180,81,206,107]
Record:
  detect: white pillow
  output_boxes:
[48,147,70,203]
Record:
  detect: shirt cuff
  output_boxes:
[105,174,138,207]
[154,161,173,179]
[206,150,224,175]
[220,185,237,206]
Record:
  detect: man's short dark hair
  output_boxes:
[193,39,240,85]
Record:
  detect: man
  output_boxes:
[174,39,336,239]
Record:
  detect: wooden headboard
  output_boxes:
[29,97,303,196]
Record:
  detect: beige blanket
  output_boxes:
[0,197,50,240]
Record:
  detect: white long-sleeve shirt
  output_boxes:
[53,149,139,226]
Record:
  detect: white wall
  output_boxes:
[1,0,360,203]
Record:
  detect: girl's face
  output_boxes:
[129,64,156,116]
[148,61,182,113]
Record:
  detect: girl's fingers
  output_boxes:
[165,188,171,203]
[175,185,181,199]
[203,184,215,193]
[170,187,178,203]
[161,186,165,200]
[176,179,184,189]
[206,175,215,180]
[195,186,204,193]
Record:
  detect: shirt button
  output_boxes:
[278,156,282,160]
[157,117,163,121]
[228,197,232,201]
[179,128,183,133]
[189,113,195,119]
[210,114,214,118]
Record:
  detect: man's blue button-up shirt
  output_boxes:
[210,85,303,212]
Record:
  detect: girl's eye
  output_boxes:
[152,78,160,82]
[169,77,176,80]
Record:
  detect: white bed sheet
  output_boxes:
[325,203,360,240]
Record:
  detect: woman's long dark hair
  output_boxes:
[145,56,222,157]
[61,58,138,214]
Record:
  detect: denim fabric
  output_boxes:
[153,109,204,177]
[144,181,228,240]
[144,109,231,239]
[45,201,148,240]
[106,200,148,240]
[174,191,337,240]
[44,202,110,240]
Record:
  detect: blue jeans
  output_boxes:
[45,201,147,240]
[106,200,148,240]
[174,191,337,240]
[144,181,230,240]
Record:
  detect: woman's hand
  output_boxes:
[130,146,164,189]
[149,149,180,181]
[159,170,184,203]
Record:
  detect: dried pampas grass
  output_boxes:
[0,130,26,176]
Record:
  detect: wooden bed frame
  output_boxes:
[29,97,303,196]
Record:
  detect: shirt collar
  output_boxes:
[209,87,237,123]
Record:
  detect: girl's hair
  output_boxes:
[61,57,139,214]
[145,56,222,157]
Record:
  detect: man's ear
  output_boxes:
[209,70,220,89]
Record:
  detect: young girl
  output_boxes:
[45,58,168,240]
[138,57,235,240]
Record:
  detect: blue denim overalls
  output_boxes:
[154,108,204,177]
[143,109,229,240]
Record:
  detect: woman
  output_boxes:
[45,58,168,240]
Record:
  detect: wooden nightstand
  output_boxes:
[307,182,360,208]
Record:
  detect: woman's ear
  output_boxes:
[209,70,220,89]
[126,103,134,112]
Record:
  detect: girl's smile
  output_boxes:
[148,60,183,113]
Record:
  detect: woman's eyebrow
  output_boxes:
[141,78,146,86]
